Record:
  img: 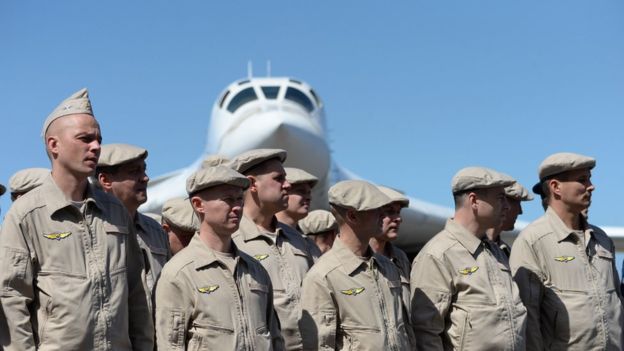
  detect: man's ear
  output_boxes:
[97,172,114,192]
[548,179,561,197]
[467,191,479,210]
[161,222,171,233]
[247,175,258,193]
[345,208,358,224]
[46,135,60,159]
[190,196,203,214]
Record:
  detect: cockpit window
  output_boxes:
[219,90,230,108]
[262,86,280,99]
[285,87,314,112]
[227,87,258,113]
[309,89,321,106]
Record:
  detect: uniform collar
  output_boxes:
[445,218,483,255]
[190,234,241,270]
[41,175,102,215]
[238,214,284,241]
[332,237,376,275]
[134,212,155,233]
[545,206,594,243]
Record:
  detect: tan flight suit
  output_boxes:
[232,216,319,350]
[0,176,153,350]
[510,207,624,350]
[410,219,527,351]
[134,212,171,298]
[299,238,411,351]
[155,235,284,350]
[385,242,414,345]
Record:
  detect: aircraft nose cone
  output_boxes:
[216,110,331,208]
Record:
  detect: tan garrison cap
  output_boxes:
[285,167,318,187]
[377,185,409,207]
[299,210,338,235]
[0,184,5,196]
[186,166,250,195]
[9,168,50,194]
[42,88,94,138]
[538,152,595,181]
[162,197,199,232]
[505,182,534,201]
[451,167,515,193]
[329,180,393,211]
[228,148,287,174]
[98,144,147,167]
[201,155,229,169]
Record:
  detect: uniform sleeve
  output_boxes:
[265,274,285,350]
[299,273,337,351]
[125,223,155,350]
[409,252,452,351]
[155,272,193,350]
[0,211,37,351]
[509,235,544,351]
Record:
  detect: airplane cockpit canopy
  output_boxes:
[220,79,322,114]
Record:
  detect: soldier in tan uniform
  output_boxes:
[0,88,153,350]
[510,152,624,350]
[161,197,200,255]
[96,143,171,298]
[410,167,526,350]
[229,149,319,350]
[299,180,411,350]
[8,168,50,201]
[276,167,322,256]
[155,166,284,350]
[369,185,413,343]
[275,167,318,229]
[485,179,533,257]
[298,209,338,254]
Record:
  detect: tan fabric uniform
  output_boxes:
[155,235,284,350]
[135,213,171,298]
[386,243,411,316]
[299,238,411,351]
[410,219,527,350]
[510,207,624,350]
[0,175,153,350]
[232,215,319,350]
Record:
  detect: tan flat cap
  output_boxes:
[451,167,515,193]
[377,185,409,207]
[98,144,147,167]
[228,148,287,174]
[538,152,595,181]
[505,182,533,201]
[42,88,94,138]
[285,167,318,187]
[186,166,250,195]
[329,180,392,211]
[9,168,50,194]
[299,210,338,235]
[162,197,199,233]
[201,155,229,169]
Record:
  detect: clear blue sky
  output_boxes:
[1,1,623,230]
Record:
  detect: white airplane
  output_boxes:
[140,76,624,253]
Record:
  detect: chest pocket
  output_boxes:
[104,223,129,272]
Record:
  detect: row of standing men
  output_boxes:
[0,88,622,350]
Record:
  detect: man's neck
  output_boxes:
[275,211,297,228]
[485,227,501,242]
[339,227,371,257]
[454,212,484,239]
[199,224,233,253]
[51,168,88,201]
[369,237,389,257]
[550,204,582,230]
[244,205,277,232]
